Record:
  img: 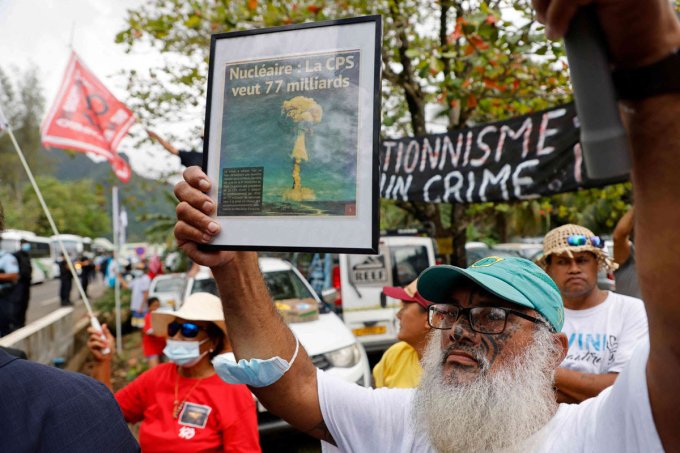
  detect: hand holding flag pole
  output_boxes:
[0,105,109,352]
[4,51,137,355]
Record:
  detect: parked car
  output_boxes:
[148,273,186,310]
[491,242,544,261]
[466,241,536,265]
[600,240,616,291]
[465,242,491,265]
[184,258,371,433]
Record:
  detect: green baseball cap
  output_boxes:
[417,256,564,331]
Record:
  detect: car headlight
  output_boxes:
[324,344,361,368]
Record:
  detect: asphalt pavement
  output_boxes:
[26,277,105,324]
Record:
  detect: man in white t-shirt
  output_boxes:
[540,224,648,403]
[119,262,151,328]
[173,0,680,451]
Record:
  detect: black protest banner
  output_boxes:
[380,103,626,204]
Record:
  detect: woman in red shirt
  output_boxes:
[88,292,261,452]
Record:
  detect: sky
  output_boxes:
[0,1,533,179]
[0,0,185,177]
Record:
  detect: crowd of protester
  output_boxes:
[2,0,679,451]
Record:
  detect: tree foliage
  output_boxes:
[116,1,629,262]
[1,176,111,238]
[0,65,47,203]
[137,190,180,248]
[0,66,112,239]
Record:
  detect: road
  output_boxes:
[25,277,104,323]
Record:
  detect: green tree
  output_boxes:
[138,190,180,248]
[12,176,112,238]
[116,1,575,264]
[0,65,47,204]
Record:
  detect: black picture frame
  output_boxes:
[200,15,382,254]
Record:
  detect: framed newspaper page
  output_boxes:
[201,16,381,253]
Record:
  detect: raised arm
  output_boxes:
[146,129,179,156]
[612,208,634,265]
[554,369,617,403]
[534,0,680,449]
[174,167,335,444]
[627,90,680,451]
[117,273,129,290]
[0,271,17,283]
[86,323,115,391]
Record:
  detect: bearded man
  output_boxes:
[173,0,680,450]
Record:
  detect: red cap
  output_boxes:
[382,279,430,309]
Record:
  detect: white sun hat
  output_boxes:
[151,292,227,338]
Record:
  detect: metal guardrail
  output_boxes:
[0,307,76,365]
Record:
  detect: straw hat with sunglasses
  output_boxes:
[86,293,261,451]
[538,224,617,272]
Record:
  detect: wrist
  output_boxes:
[211,252,266,310]
[211,252,258,276]
[94,355,112,367]
[614,49,680,101]
[211,252,260,293]
[607,8,680,70]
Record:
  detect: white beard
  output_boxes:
[413,328,559,453]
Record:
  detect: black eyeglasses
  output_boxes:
[427,304,550,334]
[167,321,206,338]
[566,234,604,249]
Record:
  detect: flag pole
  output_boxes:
[112,185,123,353]
[1,112,94,318]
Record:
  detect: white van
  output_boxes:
[0,229,53,283]
[337,235,436,352]
[148,273,186,310]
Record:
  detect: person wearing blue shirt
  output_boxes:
[0,240,19,336]
[0,348,139,452]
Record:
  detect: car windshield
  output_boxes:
[0,238,19,253]
[191,278,218,296]
[468,249,525,266]
[390,245,431,287]
[493,246,543,260]
[154,277,185,293]
[189,270,315,302]
[263,270,315,301]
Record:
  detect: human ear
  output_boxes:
[551,333,568,367]
[421,310,431,331]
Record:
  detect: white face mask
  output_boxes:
[163,339,209,368]
[212,336,300,388]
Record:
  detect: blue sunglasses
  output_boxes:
[167,321,206,338]
[566,234,604,249]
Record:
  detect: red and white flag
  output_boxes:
[41,51,135,183]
